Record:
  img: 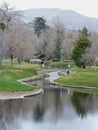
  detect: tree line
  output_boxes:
[0,2,98,72]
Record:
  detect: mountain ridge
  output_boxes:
[20,8,98,31]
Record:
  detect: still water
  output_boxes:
[0,88,98,130]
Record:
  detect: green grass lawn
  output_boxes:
[55,68,98,88]
[0,62,41,91]
[45,61,75,69]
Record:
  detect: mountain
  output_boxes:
[21,8,98,31]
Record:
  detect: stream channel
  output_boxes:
[0,71,98,130]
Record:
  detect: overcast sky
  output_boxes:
[0,0,98,18]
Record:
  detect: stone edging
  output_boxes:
[50,81,98,90]
[17,73,49,85]
[0,89,43,100]
[17,75,43,85]
[0,75,44,100]
[23,88,43,98]
[16,75,44,98]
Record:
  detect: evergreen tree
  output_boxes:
[0,22,5,30]
[81,26,89,37]
[33,17,47,37]
[54,37,61,61]
[71,27,91,68]
[53,19,65,61]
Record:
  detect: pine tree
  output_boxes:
[33,17,47,37]
[71,27,91,68]
[54,37,61,61]
[0,22,5,30]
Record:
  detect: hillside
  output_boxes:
[21,8,98,31]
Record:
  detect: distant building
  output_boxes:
[30,59,42,64]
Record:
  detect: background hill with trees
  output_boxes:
[0,2,98,73]
[21,8,98,32]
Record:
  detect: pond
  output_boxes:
[0,87,98,130]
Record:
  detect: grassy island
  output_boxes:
[55,67,98,88]
[0,62,40,91]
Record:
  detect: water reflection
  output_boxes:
[0,88,98,130]
[71,92,93,118]
[33,103,45,123]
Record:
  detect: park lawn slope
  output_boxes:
[55,69,98,88]
[0,63,40,91]
[45,61,74,69]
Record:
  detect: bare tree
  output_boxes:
[15,24,33,69]
[82,32,98,66]
[0,2,20,29]
[32,28,55,60]
[53,17,65,60]
[0,2,20,72]
[6,26,19,68]
[62,30,79,59]
[0,30,6,72]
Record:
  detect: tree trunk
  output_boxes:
[0,57,3,73]
[10,55,13,68]
[83,62,86,69]
[21,60,23,70]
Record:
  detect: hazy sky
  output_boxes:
[0,0,98,18]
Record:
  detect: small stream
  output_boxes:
[45,71,60,81]
[0,71,98,130]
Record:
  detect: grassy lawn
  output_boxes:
[45,61,75,69]
[55,68,98,88]
[0,62,41,91]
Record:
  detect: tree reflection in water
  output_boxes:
[53,88,63,118]
[0,88,98,130]
[0,99,23,130]
[71,92,93,119]
[33,103,45,123]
